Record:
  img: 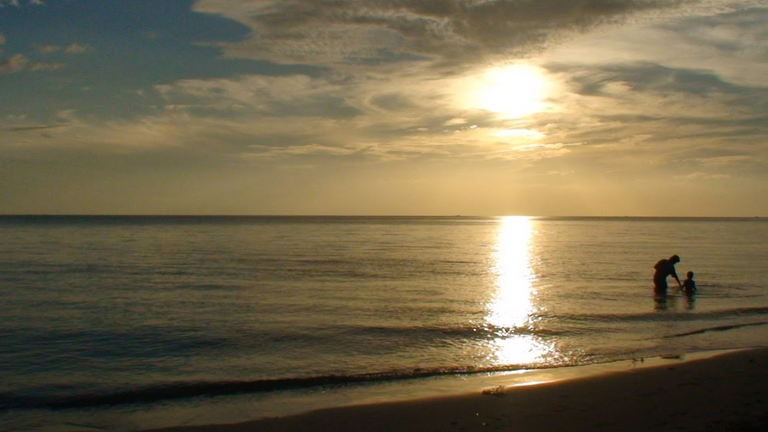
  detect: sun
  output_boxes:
[474,64,548,118]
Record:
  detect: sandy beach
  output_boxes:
[141,347,768,432]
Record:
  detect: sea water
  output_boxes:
[0,216,766,431]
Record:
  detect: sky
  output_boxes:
[1,0,766,216]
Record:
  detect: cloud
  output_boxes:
[0,55,64,73]
[241,143,360,160]
[34,44,60,54]
[0,0,43,6]
[1,71,539,164]
[0,53,27,73]
[7,123,69,131]
[128,40,761,171]
[29,62,65,71]
[695,155,754,168]
[560,61,765,110]
[0,110,194,152]
[0,33,5,45]
[542,6,768,87]
[34,43,88,55]
[156,74,363,119]
[64,43,87,54]
[673,171,732,182]
[5,1,765,178]
[194,0,686,70]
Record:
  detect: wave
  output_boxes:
[564,306,768,323]
[350,323,546,339]
[0,363,562,411]
[662,321,768,339]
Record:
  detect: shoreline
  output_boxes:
[140,347,768,432]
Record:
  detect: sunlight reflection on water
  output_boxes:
[486,216,553,365]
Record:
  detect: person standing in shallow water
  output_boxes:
[682,271,697,310]
[682,271,697,294]
[653,255,682,294]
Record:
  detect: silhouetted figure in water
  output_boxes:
[681,271,697,295]
[653,255,681,294]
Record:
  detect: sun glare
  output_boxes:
[485,216,551,365]
[474,64,548,118]
[489,216,535,330]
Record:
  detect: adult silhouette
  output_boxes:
[653,254,681,294]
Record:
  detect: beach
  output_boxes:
[143,347,768,432]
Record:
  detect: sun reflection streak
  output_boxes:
[485,216,550,365]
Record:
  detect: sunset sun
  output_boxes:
[474,64,548,118]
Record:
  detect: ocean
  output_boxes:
[1,216,766,431]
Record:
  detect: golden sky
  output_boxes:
[1,0,766,216]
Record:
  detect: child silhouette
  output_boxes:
[682,271,697,294]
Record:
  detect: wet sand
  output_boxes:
[142,347,768,432]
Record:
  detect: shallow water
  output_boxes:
[0,216,766,431]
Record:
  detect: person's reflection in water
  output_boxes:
[653,292,678,312]
[684,291,696,310]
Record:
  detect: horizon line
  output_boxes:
[0,214,763,219]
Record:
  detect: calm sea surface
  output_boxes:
[0,216,766,431]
